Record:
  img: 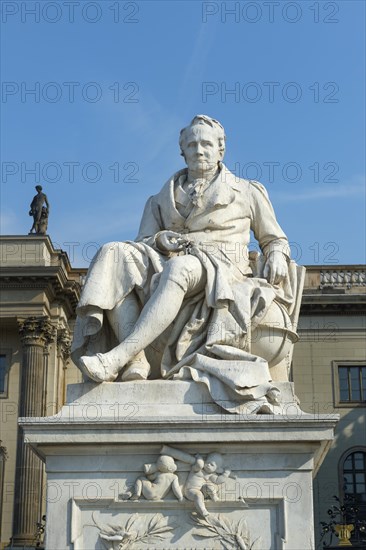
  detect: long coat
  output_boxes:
[71,164,295,412]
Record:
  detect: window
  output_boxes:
[333,361,366,407]
[343,451,366,503]
[339,449,366,542]
[339,365,366,403]
[0,354,10,398]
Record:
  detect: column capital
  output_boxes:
[57,328,72,361]
[18,316,55,347]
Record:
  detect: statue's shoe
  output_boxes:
[79,354,119,382]
[121,359,151,381]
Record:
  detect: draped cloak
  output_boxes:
[71,164,296,413]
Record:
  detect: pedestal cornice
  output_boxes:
[20,381,339,477]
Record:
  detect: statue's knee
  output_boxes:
[163,256,182,275]
[98,241,118,254]
[162,257,190,289]
[98,242,134,262]
[163,256,204,294]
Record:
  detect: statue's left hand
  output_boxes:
[156,230,189,253]
[263,252,288,286]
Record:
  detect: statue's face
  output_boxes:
[204,460,217,473]
[181,124,222,173]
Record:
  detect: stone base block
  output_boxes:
[21,381,338,550]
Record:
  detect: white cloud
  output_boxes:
[178,20,218,115]
[271,176,365,203]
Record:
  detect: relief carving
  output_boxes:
[192,513,260,550]
[126,455,183,502]
[161,445,239,517]
[84,447,254,548]
[92,512,176,550]
[123,445,244,518]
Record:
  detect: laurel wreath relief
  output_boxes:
[92,512,176,550]
[93,510,260,550]
[191,512,261,550]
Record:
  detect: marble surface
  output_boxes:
[21,381,338,550]
[71,115,303,414]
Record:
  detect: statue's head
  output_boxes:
[179,115,226,173]
[204,452,224,474]
[157,455,177,473]
[35,185,43,192]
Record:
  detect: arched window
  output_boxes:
[340,448,366,523]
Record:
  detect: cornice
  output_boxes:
[0,266,81,314]
[300,293,366,315]
[0,234,73,271]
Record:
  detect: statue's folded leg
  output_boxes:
[80,255,205,382]
[72,241,155,376]
[80,279,187,381]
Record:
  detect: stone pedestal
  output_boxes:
[21,381,338,550]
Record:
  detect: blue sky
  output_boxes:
[1,0,365,267]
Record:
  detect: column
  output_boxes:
[12,316,54,547]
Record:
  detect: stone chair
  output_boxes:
[248,251,306,382]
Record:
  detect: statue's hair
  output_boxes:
[157,455,177,473]
[179,115,226,157]
[35,185,43,191]
[206,452,224,473]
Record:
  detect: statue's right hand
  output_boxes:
[156,231,188,253]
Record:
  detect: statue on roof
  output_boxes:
[29,185,49,235]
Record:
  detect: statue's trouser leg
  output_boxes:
[106,292,140,341]
[101,255,205,373]
[106,292,148,369]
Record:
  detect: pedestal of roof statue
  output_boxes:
[21,381,338,550]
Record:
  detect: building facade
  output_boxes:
[0,236,84,548]
[0,235,365,547]
[293,265,366,546]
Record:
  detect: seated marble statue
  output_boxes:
[71,115,297,413]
